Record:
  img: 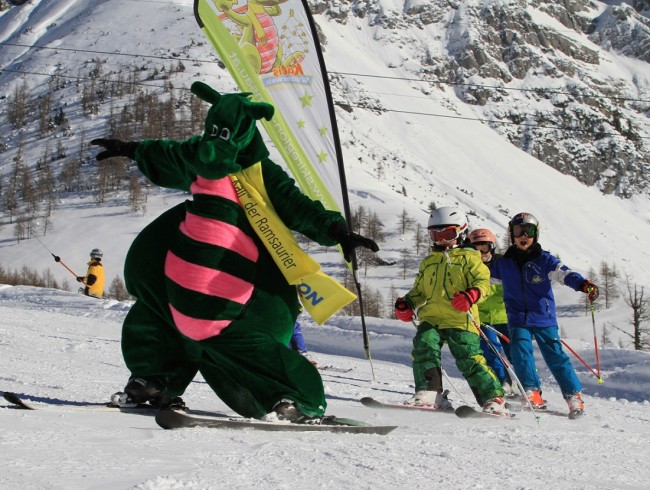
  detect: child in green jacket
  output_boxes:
[394,207,508,415]
[468,228,514,397]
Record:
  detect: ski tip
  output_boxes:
[359,397,384,408]
[3,391,35,409]
[454,405,475,417]
[155,407,181,429]
[455,405,516,419]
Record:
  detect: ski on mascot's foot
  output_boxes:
[455,405,516,419]
[2,391,159,414]
[3,391,35,409]
[360,397,455,414]
[155,407,398,435]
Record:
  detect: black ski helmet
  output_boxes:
[508,212,539,244]
[90,248,103,259]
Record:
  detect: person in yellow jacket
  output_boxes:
[394,206,508,415]
[77,249,105,299]
[468,228,514,396]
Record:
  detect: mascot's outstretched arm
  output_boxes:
[91,82,378,261]
[92,82,275,189]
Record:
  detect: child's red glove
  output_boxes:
[451,288,481,312]
[394,297,414,322]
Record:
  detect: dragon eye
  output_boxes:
[210,124,219,137]
[219,128,231,141]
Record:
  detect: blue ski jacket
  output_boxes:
[489,243,586,328]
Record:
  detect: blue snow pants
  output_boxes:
[479,324,508,383]
[492,323,511,362]
[510,325,582,397]
[289,321,307,353]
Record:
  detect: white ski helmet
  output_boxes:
[427,206,468,243]
[90,248,103,259]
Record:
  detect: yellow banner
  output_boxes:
[194,0,344,214]
[231,165,355,324]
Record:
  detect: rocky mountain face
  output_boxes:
[1,0,649,198]
[315,0,650,197]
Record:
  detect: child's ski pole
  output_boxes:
[467,312,540,422]
[560,338,602,382]
[589,303,603,383]
[441,367,469,405]
[482,323,510,344]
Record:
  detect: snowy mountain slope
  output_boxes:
[2,285,650,489]
[0,6,648,346]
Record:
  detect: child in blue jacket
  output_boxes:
[489,213,599,417]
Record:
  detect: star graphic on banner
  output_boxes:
[317,151,328,163]
[299,92,314,108]
[297,119,306,129]
[319,126,328,137]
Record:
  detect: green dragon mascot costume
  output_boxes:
[91,81,378,422]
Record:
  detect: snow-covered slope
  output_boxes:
[2,285,650,489]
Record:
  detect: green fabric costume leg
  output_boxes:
[122,301,201,398]
[122,203,200,398]
[197,284,325,418]
[123,298,326,417]
[199,339,326,418]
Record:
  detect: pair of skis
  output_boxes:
[2,392,396,435]
[361,396,584,420]
[3,390,581,434]
[360,397,513,419]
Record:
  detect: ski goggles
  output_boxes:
[512,223,537,238]
[429,225,462,243]
[473,242,494,254]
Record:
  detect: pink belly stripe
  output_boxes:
[190,176,240,203]
[180,214,259,262]
[165,251,254,304]
[170,304,232,340]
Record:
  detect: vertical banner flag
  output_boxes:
[193,0,348,216]
[194,0,359,325]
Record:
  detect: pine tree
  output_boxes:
[400,248,410,280]
[7,79,29,129]
[364,210,384,244]
[610,275,650,351]
[626,280,650,350]
[397,208,415,234]
[599,260,620,308]
[350,206,367,234]
[413,223,426,256]
[108,276,131,301]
